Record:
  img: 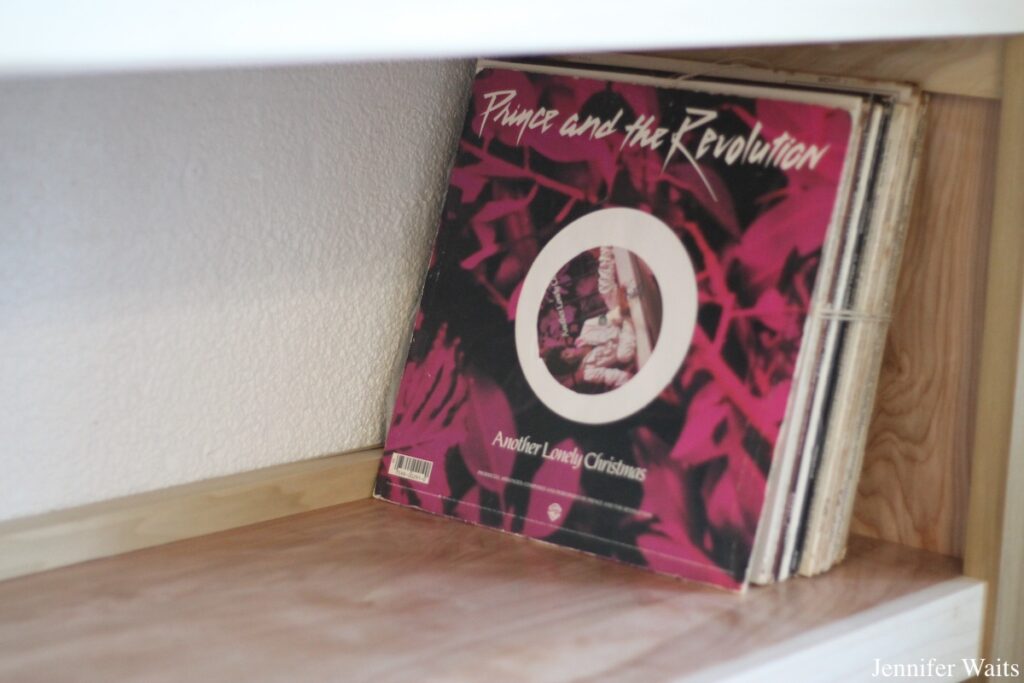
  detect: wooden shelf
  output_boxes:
[0,499,982,682]
[1,2,1022,75]
[0,32,1017,673]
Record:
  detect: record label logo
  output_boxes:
[547,503,563,522]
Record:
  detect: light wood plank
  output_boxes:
[852,95,1000,557]
[0,447,381,581]
[0,499,983,683]
[995,286,1024,665]
[966,35,1024,660]
[692,578,982,682]
[659,37,1003,98]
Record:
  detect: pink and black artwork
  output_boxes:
[376,64,853,589]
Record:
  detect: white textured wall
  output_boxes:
[0,60,473,521]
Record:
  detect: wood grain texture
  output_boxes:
[966,35,1024,660]
[851,94,1000,557]
[0,499,982,683]
[0,447,381,581]
[659,37,1002,98]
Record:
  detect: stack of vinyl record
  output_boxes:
[375,55,925,590]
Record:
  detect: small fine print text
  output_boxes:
[872,658,1020,678]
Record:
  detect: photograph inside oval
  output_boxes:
[536,246,663,395]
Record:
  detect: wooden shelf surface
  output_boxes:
[0,500,983,682]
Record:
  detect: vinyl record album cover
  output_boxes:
[374,61,858,589]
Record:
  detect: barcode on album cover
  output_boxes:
[388,453,433,484]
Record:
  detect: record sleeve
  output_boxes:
[374,61,861,589]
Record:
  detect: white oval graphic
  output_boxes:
[515,207,698,424]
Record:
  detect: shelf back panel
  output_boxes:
[660,37,1002,99]
[853,94,1000,556]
